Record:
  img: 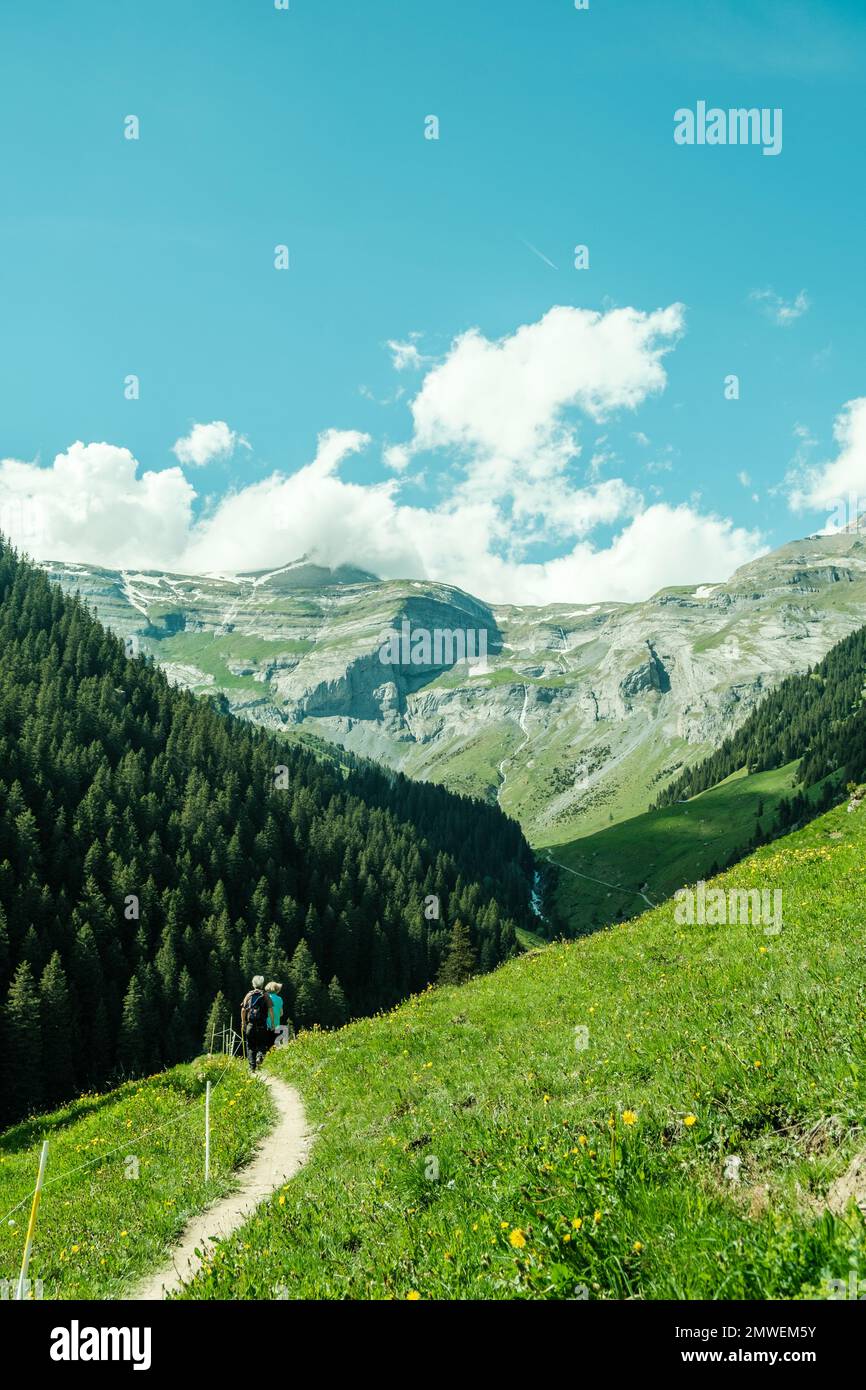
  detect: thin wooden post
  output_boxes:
[17,1141,48,1300]
[204,1080,211,1183]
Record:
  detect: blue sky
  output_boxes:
[1,0,865,602]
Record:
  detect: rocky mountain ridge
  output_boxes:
[42,531,866,845]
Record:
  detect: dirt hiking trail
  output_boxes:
[129,1073,311,1301]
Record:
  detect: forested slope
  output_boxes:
[654,622,866,817]
[0,542,534,1124]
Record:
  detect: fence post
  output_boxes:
[16,1141,48,1300]
[204,1080,211,1183]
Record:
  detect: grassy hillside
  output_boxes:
[548,762,829,933]
[0,1057,271,1299]
[167,797,866,1300]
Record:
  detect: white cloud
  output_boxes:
[383,444,410,472]
[789,397,866,514]
[749,288,810,327]
[386,336,426,372]
[177,435,760,605]
[173,420,247,467]
[0,306,769,604]
[0,441,194,568]
[737,470,751,487]
[404,304,684,467]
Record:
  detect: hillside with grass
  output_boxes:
[543,620,866,935]
[0,1057,270,1299]
[3,797,864,1301]
[157,796,866,1301]
[546,762,830,934]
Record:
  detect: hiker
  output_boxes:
[241,975,274,1072]
[265,981,291,1049]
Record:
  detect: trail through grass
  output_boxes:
[0,1057,273,1299]
[177,800,866,1300]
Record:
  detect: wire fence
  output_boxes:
[0,1048,241,1233]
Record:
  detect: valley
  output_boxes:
[43,529,866,850]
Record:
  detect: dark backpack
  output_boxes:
[245,990,269,1030]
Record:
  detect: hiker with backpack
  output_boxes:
[241,975,274,1072]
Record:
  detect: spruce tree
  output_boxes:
[289,940,323,1029]
[2,961,42,1120]
[437,920,477,986]
[326,976,348,1027]
[40,952,76,1106]
[203,991,231,1054]
[118,975,148,1077]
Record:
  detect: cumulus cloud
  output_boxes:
[404,304,684,466]
[749,288,810,327]
[789,398,866,516]
[177,431,760,604]
[0,305,769,602]
[172,420,247,467]
[0,441,194,569]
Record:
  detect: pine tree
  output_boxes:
[118,975,148,1077]
[40,952,76,1106]
[2,961,42,1120]
[437,920,476,986]
[289,940,323,1029]
[326,976,348,1028]
[203,991,231,1054]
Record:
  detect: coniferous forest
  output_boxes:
[654,622,866,812]
[0,542,535,1124]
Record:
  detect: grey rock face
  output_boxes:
[42,530,866,845]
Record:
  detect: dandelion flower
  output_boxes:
[407,1291,421,1300]
[683,1114,697,1128]
[633,1241,643,1253]
[593,1210,602,1224]
[622,1110,638,1126]
[572,1217,583,1230]
[509,1228,527,1249]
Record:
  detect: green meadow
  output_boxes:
[175,798,866,1300]
[0,1058,272,1299]
[547,762,830,932]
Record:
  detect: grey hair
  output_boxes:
[251,975,265,989]
[264,981,283,994]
